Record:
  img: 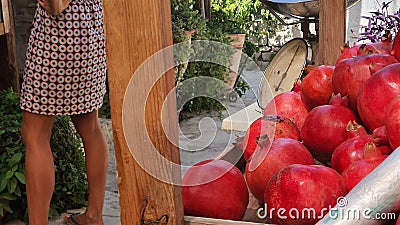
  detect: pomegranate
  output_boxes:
[300,65,335,110]
[336,33,393,64]
[182,159,249,220]
[346,120,368,139]
[332,53,397,112]
[246,138,315,203]
[336,43,359,65]
[342,143,387,191]
[331,122,373,173]
[368,32,394,54]
[300,94,359,162]
[264,82,308,130]
[385,96,400,149]
[264,164,347,225]
[373,126,390,146]
[242,115,300,161]
[357,63,400,131]
[392,29,400,61]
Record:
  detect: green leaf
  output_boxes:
[15,172,25,184]
[0,177,8,193]
[0,206,4,217]
[0,193,16,201]
[5,170,14,179]
[11,164,18,172]
[8,153,22,167]
[3,203,13,213]
[8,177,17,193]
[14,185,21,197]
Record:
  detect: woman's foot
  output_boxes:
[63,213,104,225]
[63,213,83,225]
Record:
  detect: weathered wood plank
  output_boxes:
[1,0,10,33]
[6,0,18,91]
[0,23,4,35]
[318,0,346,65]
[102,0,184,224]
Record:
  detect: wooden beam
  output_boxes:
[1,0,10,33]
[5,0,19,91]
[102,0,184,225]
[318,0,346,65]
[0,23,4,35]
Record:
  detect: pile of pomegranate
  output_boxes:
[181,31,400,224]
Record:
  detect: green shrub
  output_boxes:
[209,0,278,57]
[0,89,25,222]
[0,88,88,223]
[49,116,88,218]
[172,0,251,119]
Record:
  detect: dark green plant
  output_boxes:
[0,88,88,223]
[172,0,240,119]
[209,0,278,56]
[49,116,88,218]
[171,0,207,43]
[0,89,25,221]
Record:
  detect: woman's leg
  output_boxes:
[21,111,56,225]
[66,110,109,225]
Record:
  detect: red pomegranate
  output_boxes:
[357,63,400,131]
[346,120,368,139]
[392,30,400,61]
[385,96,400,150]
[300,94,359,162]
[246,138,315,203]
[373,126,390,146]
[371,126,393,154]
[182,159,249,220]
[300,65,335,110]
[342,143,387,191]
[332,53,397,112]
[331,122,372,173]
[336,33,393,64]
[242,115,300,161]
[264,82,309,130]
[264,164,347,225]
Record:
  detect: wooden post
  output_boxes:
[318,0,346,65]
[0,0,19,92]
[102,1,184,225]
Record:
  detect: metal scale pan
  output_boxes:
[260,0,361,24]
[257,38,312,109]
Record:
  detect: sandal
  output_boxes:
[63,213,83,225]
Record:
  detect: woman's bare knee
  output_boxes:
[21,111,55,147]
[70,110,102,137]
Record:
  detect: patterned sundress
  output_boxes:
[20,0,107,116]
